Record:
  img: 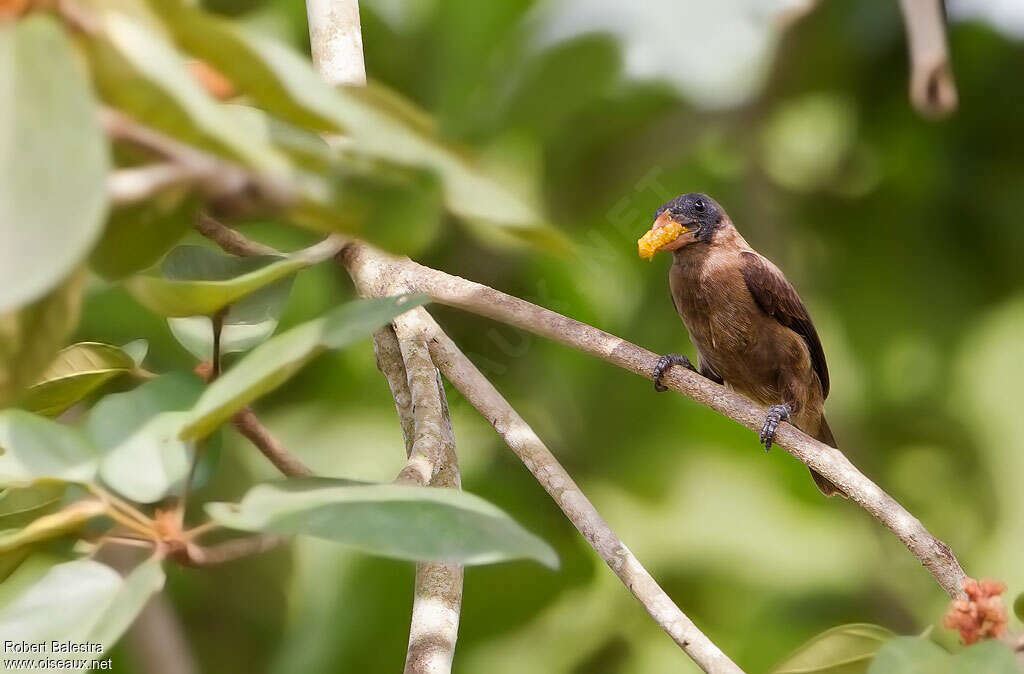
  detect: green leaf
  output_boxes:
[0,551,70,608]
[0,484,66,528]
[99,412,193,504]
[180,294,428,440]
[223,104,334,172]
[90,189,199,280]
[0,273,85,407]
[0,558,164,658]
[86,373,204,450]
[0,500,106,554]
[168,271,294,361]
[949,640,1018,674]
[207,478,559,568]
[152,1,565,249]
[773,624,894,674]
[1014,593,1024,624]
[120,339,149,367]
[867,637,949,674]
[19,342,138,417]
[88,373,205,503]
[0,410,98,487]
[221,105,445,254]
[127,240,340,317]
[0,15,109,314]
[83,5,288,173]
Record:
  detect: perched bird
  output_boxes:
[638,193,843,497]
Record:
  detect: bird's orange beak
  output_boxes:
[637,211,695,260]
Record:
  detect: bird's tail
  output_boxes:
[809,417,847,498]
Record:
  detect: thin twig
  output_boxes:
[179,535,285,567]
[340,240,969,599]
[231,407,315,477]
[191,336,316,478]
[196,213,280,257]
[898,0,957,118]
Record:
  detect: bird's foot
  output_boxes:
[653,353,695,392]
[760,404,792,451]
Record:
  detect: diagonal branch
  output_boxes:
[338,239,968,599]
[197,217,966,669]
[346,260,744,673]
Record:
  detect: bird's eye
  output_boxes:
[693,199,706,213]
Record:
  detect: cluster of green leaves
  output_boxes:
[0,1,562,662]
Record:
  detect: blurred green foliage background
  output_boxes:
[79,0,1024,671]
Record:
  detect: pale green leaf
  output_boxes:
[0,558,164,660]
[127,240,340,317]
[0,410,98,487]
[152,1,565,248]
[949,640,1018,674]
[83,5,288,173]
[0,274,85,407]
[0,551,70,609]
[167,267,294,360]
[90,189,198,280]
[0,500,106,554]
[19,342,137,417]
[867,637,949,674]
[207,478,559,568]
[0,484,66,527]
[89,373,204,503]
[773,623,894,673]
[120,340,149,367]
[0,16,109,314]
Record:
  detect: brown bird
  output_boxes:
[639,193,843,497]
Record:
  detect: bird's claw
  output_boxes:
[760,404,791,451]
[653,353,695,392]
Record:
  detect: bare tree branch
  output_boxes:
[197,217,967,670]
[200,212,465,669]
[898,0,958,118]
[372,325,417,450]
[383,329,464,674]
[344,247,743,673]
[392,333,447,486]
[340,240,968,599]
[305,0,367,86]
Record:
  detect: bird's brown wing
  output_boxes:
[740,251,829,397]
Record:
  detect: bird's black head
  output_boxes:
[655,193,724,241]
[639,193,725,258]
